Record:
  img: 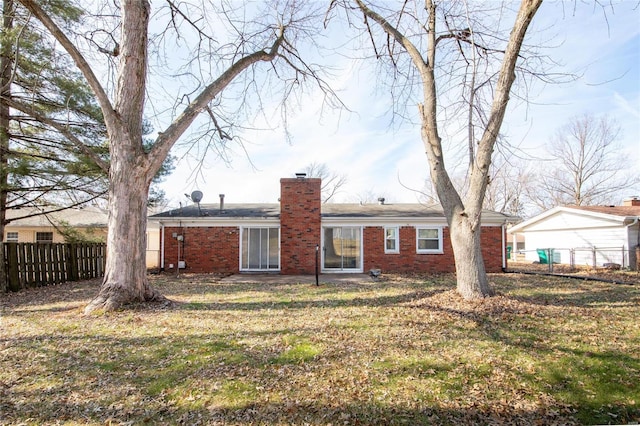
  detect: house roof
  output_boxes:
[566,205,640,217]
[5,206,109,228]
[150,202,515,224]
[508,205,640,234]
[150,203,281,219]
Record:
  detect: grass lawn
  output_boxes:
[1,273,639,425]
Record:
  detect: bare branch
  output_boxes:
[148,25,288,177]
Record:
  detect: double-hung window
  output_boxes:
[416,227,442,254]
[384,227,399,253]
[6,232,18,242]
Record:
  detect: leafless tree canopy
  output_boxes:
[326,0,543,299]
[13,0,343,311]
[304,162,347,203]
[327,0,549,169]
[529,113,639,210]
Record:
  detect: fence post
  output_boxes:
[52,245,61,284]
[592,247,597,268]
[569,248,575,269]
[24,244,34,287]
[0,243,4,293]
[37,244,47,286]
[6,243,21,291]
[102,243,107,276]
[66,243,79,282]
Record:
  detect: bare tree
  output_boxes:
[15,0,336,312]
[304,162,347,203]
[530,113,638,210]
[349,189,389,204]
[420,156,533,217]
[483,156,532,217]
[329,0,543,299]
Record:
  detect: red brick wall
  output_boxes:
[162,226,239,274]
[481,226,505,273]
[280,177,321,274]
[363,225,504,274]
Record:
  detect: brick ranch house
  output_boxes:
[149,176,515,275]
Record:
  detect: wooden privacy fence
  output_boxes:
[2,242,106,292]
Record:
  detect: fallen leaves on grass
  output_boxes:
[1,273,638,425]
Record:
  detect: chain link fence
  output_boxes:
[506,246,639,284]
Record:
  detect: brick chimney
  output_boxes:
[623,197,640,207]
[280,175,322,274]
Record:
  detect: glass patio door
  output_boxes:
[241,227,279,271]
[323,227,362,272]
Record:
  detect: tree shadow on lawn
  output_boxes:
[0,278,101,312]
[174,288,443,312]
[4,275,638,425]
[0,396,581,425]
[2,372,583,425]
[2,327,634,425]
[490,273,640,309]
[2,276,446,315]
[161,272,639,312]
[177,400,582,425]
[406,298,640,424]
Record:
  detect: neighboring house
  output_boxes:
[3,206,161,269]
[508,198,640,270]
[505,223,525,260]
[4,206,109,244]
[149,175,515,275]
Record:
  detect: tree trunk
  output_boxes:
[82,0,166,313]
[17,0,320,309]
[84,150,166,313]
[0,0,14,293]
[449,215,494,299]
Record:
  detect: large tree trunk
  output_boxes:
[83,0,166,313]
[0,0,14,293]
[355,0,541,300]
[449,214,494,299]
[17,0,315,310]
[84,147,166,313]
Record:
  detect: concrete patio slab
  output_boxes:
[219,273,373,284]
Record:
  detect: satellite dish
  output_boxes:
[191,190,203,203]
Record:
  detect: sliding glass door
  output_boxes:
[323,227,362,272]
[241,227,279,271]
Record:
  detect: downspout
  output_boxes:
[626,217,639,270]
[160,222,165,270]
[628,217,640,244]
[501,223,507,271]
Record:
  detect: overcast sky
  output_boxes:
[156,1,640,209]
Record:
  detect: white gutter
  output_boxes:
[624,218,639,270]
[627,217,640,246]
[501,223,507,270]
[160,222,165,270]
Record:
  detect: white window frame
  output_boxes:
[35,232,54,243]
[321,225,363,272]
[416,227,443,254]
[240,226,280,271]
[6,231,18,242]
[384,226,399,254]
